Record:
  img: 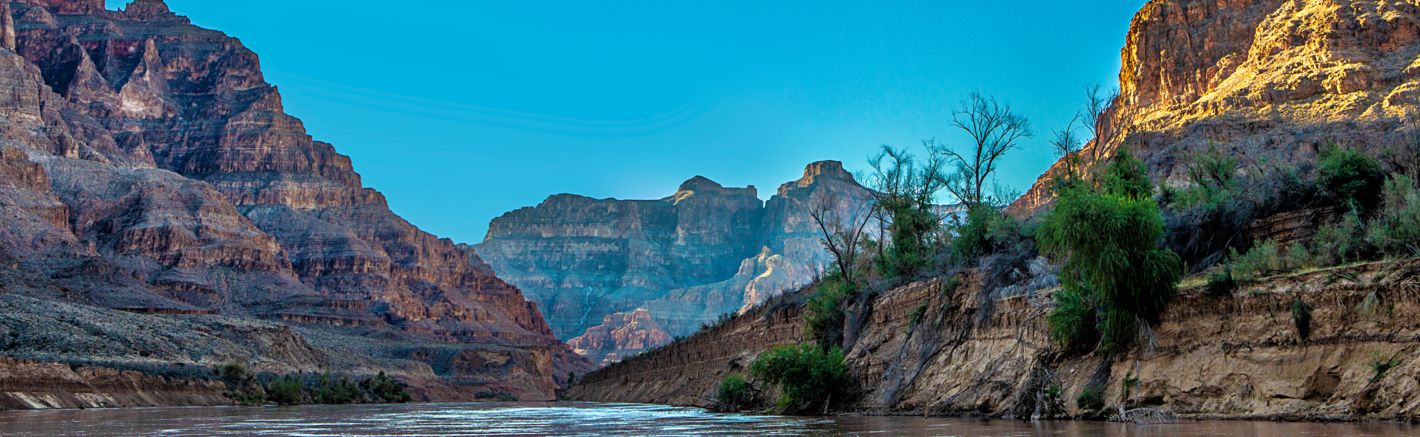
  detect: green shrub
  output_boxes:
[1317,144,1385,214]
[804,276,855,349]
[951,204,1026,262]
[474,391,518,402]
[906,303,927,336]
[1205,266,1237,297]
[1044,384,1062,400]
[1223,239,1316,282]
[1286,243,1315,270]
[313,373,360,404]
[715,374,753,412]
[749,344,850,414]
[1098,148,1156,199]
[1076,387,1105,411]
[1369,354,1397,384]
[213,362,266,405]
[266,376,304,405]
[214,362,254,386]
[1311,208,1370,266]
[1171,145,1240,210]
[867,146,949,279]
[1291,297,1312,342]
[878,197,941,278]
[362,371,412,403]
[1366,175,1420,257]
[1048,288,1098,353]
[1039,148,1182,353]
[1228,240,1294,280]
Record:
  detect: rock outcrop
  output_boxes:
[565,308,674,367]
[0,0,585,403]
[1014,0,1420,214]
[477,161,876,364]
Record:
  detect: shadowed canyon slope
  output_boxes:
[571,0,1420,420]
[0,0,585,403]
[1016,0,1420,213]
[477,161,875,365]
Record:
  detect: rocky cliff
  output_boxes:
[1014,0,1420,213]
[0,0,584,404]
[568,259,1420,421]
[477,161,876,364]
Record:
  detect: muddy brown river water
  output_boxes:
[0,402,1415,436]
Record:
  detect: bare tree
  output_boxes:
[868,145,946,209]
[937,92,1032,206]
[1049,114,1085,185]
[1082,84,1119,161]
[807,191,876,284]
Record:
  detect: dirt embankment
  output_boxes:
[0,358,229,410]
[568,260,1420,421]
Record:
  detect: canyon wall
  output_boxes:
[569,260,1420,421]
[1014,0,1420,213]
[478,161,875,365]
[0,0,585,403]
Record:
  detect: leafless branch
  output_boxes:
[934,92,1032,207]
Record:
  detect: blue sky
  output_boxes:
[108,0,1146,243]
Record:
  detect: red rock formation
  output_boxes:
[567,309,674,366]
[32,0,100,15]
[0,0,586,401]
[1013,0,1420,214]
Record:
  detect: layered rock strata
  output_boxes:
[1014,0,1420,213]
[477,161,875,364]
[0,0,585,403]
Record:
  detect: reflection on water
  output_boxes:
[0,402,1415,436]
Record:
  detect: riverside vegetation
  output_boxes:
[703,87,1420,417]
[213,363,412,406]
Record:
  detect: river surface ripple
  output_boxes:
[0,402,1416,436]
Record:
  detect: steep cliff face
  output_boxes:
[478,161,875,364]
[0,0,583,402]
[1015,0,1420,213]
[568,259,1420,421]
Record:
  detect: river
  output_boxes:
[0,402,1415,436]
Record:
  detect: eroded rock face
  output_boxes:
[566,308,674,367]
[1014,0,1420,214]
[568,258,1420,421]
[0,0,585,401]
[477,161,876,363]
